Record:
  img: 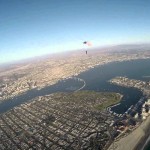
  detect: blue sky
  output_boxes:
[0,0,150,64]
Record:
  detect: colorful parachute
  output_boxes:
[83,41,92,54]
[83,41,92,46]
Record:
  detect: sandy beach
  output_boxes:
[108,115,150,150]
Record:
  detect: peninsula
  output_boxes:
[0,91,121,150]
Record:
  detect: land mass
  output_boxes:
[0,91,121,150]
[0,46,150,103]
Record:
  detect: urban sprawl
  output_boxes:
[0,49,150,149]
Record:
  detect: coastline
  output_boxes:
[1,57,150,104]
[108,114,150,150]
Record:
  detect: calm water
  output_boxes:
[1,58,150,114]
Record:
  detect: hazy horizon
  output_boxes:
[0,0,150,64]
[0,43,150,66]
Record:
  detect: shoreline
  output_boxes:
[1,57,150,104]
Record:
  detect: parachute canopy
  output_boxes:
[83,41,92,46]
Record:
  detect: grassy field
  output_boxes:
[53,90,122,111]
[94,93,121,110]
